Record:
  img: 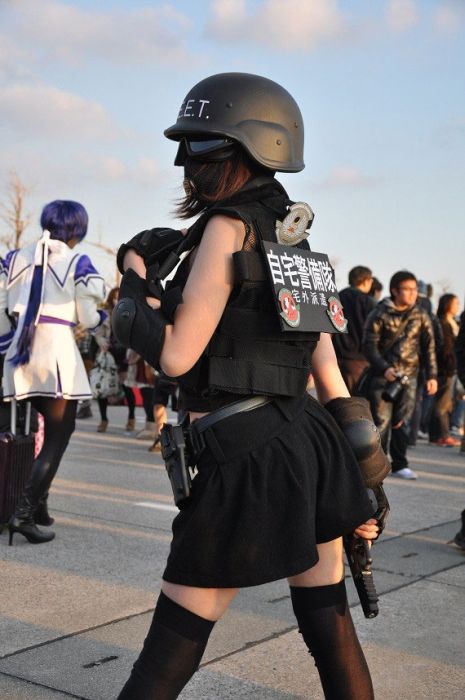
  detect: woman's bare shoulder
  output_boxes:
[202,214,246,251]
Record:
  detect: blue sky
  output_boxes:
[1,0,464,304]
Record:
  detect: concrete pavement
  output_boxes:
[1,403,465,699]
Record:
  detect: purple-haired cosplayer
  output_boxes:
[0,199,106,545]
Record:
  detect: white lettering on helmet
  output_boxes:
[183,99,194,117]
[198,99,209,117]
[178,99,211,120]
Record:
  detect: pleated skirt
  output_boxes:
[163,394,374,588]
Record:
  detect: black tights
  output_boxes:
[140,386,155,421]
[118,582,373,700]
[291,580,374,700]
[24,397,77,506]
[98,386,136,422]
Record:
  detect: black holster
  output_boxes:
[160,423,192,509]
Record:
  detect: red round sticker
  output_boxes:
[278,288,300,327]
[327,296,347,332]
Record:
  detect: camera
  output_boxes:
[381,373,409,402]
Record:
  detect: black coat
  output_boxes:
[332,286,376,361]
[362,299,437,379]
[456,312,465,386]
[437,318,456,378]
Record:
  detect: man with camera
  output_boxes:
[363,271,437,479]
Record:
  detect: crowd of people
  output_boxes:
[76,262,465,487]
[333,265,465,481]
[1,71,464,699]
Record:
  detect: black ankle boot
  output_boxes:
[35,493,55,526]
[454,509,465,551]
[8,495,55,545]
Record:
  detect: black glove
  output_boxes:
[116,227,184,275]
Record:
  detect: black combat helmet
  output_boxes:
[164,72,305,173]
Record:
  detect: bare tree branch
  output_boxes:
[0,170,33,250]
[87,239,121,287]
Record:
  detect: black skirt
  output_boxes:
[163,394,374,588]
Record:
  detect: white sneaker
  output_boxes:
[417,430,428,440]
[391,467,418,480]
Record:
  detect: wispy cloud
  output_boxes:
[386,0,419,33]
[0,83,123,141]
[5,0,194,67]
[0,33,34,80]
[432,1,465,33]
[317,166,380,189]
[78,154,162,187]
[206,0,347,51]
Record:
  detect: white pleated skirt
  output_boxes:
[2,323,92,400]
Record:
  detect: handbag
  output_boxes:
[353,308,415,398]
[135,358,155,386]
[89,351,119,399]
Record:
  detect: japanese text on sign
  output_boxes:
[266,249,336,304]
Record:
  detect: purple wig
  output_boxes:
[40,200,88,243]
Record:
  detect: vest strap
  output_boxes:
[209,357,308,397]
[210,334,307,366]
[233,251,267,282]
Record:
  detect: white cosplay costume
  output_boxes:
[0,231,106,400]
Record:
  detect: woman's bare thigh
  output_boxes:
[161,581,238,622]
[287,537,344,588]
[161,538,344,620]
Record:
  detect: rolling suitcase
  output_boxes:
[0,400,35,533]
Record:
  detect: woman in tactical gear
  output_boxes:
[116,73,385,700]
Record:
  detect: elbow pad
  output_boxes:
[117,227,184,274]
[324,396,391,488]
[111,268,170,370]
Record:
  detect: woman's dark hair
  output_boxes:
[437,293,457,319]
[40,200,88,242]
[369,276,383,297]
[174,147,267,219]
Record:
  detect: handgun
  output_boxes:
[344,534,379,618]
[344,485,390,619]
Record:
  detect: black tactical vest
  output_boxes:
[168,177,320,411]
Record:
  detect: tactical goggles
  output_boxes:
[184,138,233,157]
[174,137,235,165]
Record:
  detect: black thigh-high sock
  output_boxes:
[117,591,215,700]
[290,580,374,700]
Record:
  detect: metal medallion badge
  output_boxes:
[275,202,314,246]
[326,296,348,332]
[278,288,300,327]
